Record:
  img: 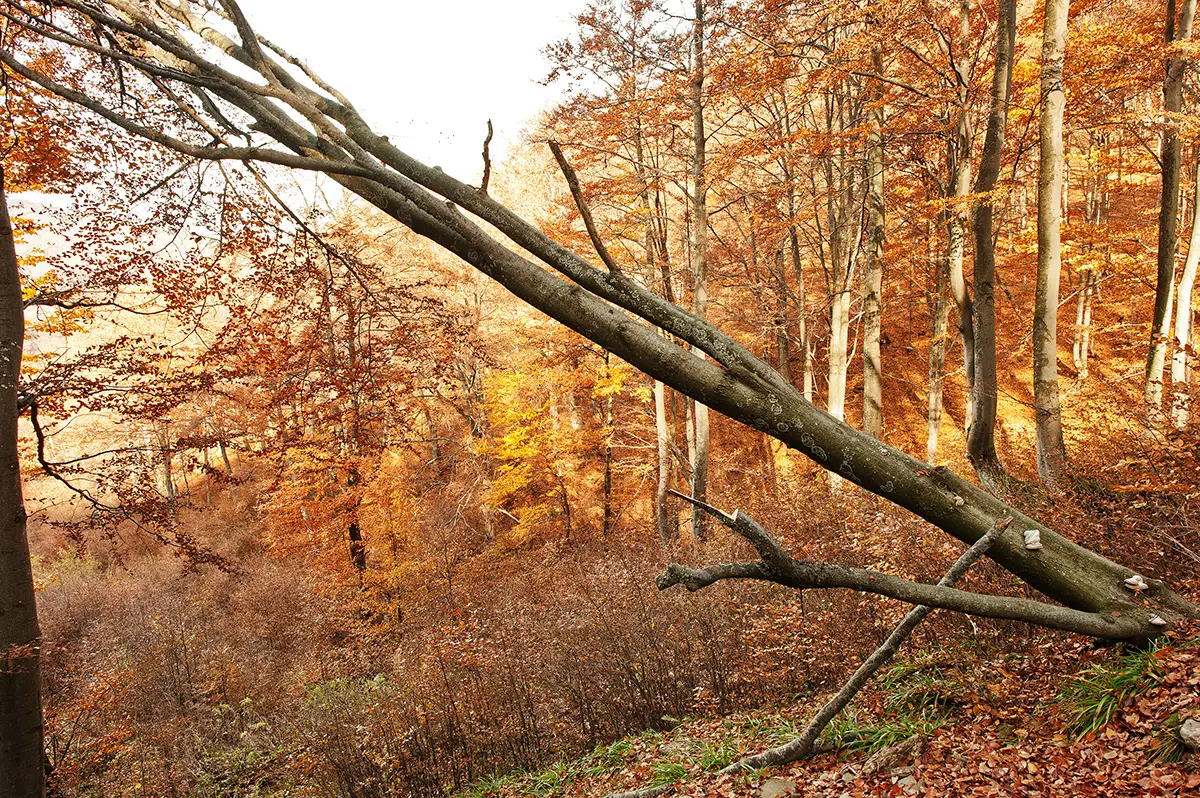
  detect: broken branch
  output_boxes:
[548,139,623,274]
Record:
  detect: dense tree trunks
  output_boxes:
[0,167,45,798]
[1147,0,1197,418]
[968,0,1017,486]
[689,0,710,538]
[1172,156,1200,427]
[862,49,886,441]
[1034,0,1071,490]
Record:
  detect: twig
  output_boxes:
[480,118,493,194]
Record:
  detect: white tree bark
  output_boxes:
[1172,157,1200,428]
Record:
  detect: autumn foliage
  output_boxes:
[4,0,1200,796]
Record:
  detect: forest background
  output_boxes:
[2,0,1200,796]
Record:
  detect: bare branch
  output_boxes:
[480,118,493,194]
[721,516,1012,773]
[656,505,1145,638]
[548,139,623,274]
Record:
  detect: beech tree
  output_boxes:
[1033,0,1071,489]
[1,1,1198,791]
[967,0,1016,488]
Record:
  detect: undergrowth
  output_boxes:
[1058,642,1166,738]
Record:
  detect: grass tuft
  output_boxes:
[1059,642,1164,738]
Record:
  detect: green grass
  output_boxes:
[1059,642,1164,738]
[649,760,687,786]
[691,737,743,771]
[454,730,656,798]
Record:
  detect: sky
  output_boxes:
[243,0,590,183]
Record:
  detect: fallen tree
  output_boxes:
[0,4,1197,793]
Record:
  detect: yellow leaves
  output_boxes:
[592,359,633,398]
[486,461,535,507]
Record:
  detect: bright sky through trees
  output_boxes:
[244,0,587,178]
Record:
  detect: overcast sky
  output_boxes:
[242,0,589,182]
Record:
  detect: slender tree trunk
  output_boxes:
[690,0,710,538]
[635,124,676,545]
[602,355,614,535]
[862,49,886,440]
[0,166,45,798]
[968,0,1016,487]
[825,92,852,429]
[927,258,951,464]
[1073,268,1095,378]
[949,0,976,436]
[1172,155,1200,427]
[788,222,813,402]
[217,438,233,477]
[772,245,793,382]
[1148,0,1197,417]
[1034,0,1072,489]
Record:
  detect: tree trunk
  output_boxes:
[690,0,710,538]
[927,258,951,464]
[968,0,1016,487]
[1172,155,1200,427]
[789,222,813,402]
[0,166,45,798]
[862,49,886,440]
[1147,0,1197,418]
[1034,0,1072,490]
[949,0,976,436]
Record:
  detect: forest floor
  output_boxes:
[457,621,1200,798]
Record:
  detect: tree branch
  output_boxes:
[480,118,493,194]
[656,499,1146,638]
[548,139,623,273]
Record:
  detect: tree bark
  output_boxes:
[689,0,710,539]
[1034,0,1072,489]
[862,48,886,440]
[0,166,45,798]
[927,257,951,464]
[1172,154,1200,427]
[968,0,1017,488]
[1147,0,1197,418]
[948,0,976,437]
